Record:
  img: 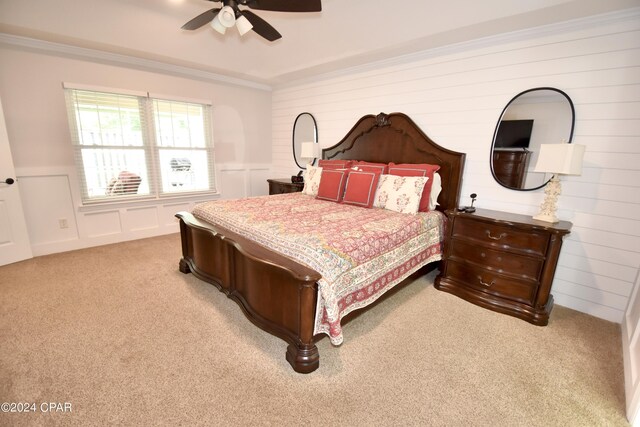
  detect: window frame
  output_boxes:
[64,83,217,205]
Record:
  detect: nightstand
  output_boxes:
[267,178,303,195]
[435,208,572,325]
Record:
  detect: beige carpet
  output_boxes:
[0,233,628,426]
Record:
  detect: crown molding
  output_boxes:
[1,6,638,92]
[273,6,640,89]
[0,32,272,92]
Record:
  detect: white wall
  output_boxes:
[271,10,640,323]
[0,42,272,256]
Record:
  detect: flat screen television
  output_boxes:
[495,119,534,149]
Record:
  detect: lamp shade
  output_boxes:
[300,142,320,159]
[533,144,585,175]
[236,14,253,36]
[210,15,227,34]
[218,6,236,28]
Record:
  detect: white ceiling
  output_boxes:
[0,0,638,86]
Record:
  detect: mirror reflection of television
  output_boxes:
[495,119,534,149]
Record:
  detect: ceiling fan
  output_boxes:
[182,0,322,42]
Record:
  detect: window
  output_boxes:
[64,86,216,203]
[152,99,213,194]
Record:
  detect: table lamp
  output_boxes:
[300,142,321,166]
[532,143,585,223]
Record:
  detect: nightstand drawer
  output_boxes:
[268,179,303,195]
[453,216,548,256]
[269,183,291,194]
[450,239,544,281]
[446,260,537,305]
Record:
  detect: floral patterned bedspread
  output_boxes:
[192,192,444,345]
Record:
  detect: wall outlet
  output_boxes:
[58,218,68,229]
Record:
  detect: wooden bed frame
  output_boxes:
[176,112,465,373]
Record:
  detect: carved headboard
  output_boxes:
[322,112,466,213]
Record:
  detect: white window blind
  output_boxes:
[152,99,214,195]
[64,88,216,203]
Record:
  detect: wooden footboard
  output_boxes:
[176,211,323,373]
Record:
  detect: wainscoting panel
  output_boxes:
[249,167,272,196]
[218,168,247,200]
[160,202,191,227]
[84,210,121,239]
[16,164,270,256]
[0,201,11,244]
[18,174,79,245]
[122,206,159,233]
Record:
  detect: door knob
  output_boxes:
[4,178,15,185]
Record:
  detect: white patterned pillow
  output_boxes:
[374,175,428,214]
[302,165,323,196]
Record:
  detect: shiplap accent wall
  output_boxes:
[271,10,640,323]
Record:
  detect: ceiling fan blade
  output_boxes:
[244,0,321,12]
[242,10,282,41]
[181,8,221,30]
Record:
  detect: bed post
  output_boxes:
[285,281,320,373]
[178,218,191,274]
[286,343,319,373]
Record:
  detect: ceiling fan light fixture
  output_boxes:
[183,0,312,42]
[236,14,253,36]
[218,5,236,28]
[210,15,227,34]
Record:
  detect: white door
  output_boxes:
[0,96,32,266]
[623,274,640,426]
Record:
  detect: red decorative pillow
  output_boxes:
[352,161,388,174]
[316,169,350,202]
[318,159,353,170]
[387,163,441,212]
[342,170,381,208]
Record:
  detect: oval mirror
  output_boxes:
[491,87,575,191]
[292,112,318,170]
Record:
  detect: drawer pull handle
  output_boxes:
[479,278,494,287]
[486,231,507,240]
